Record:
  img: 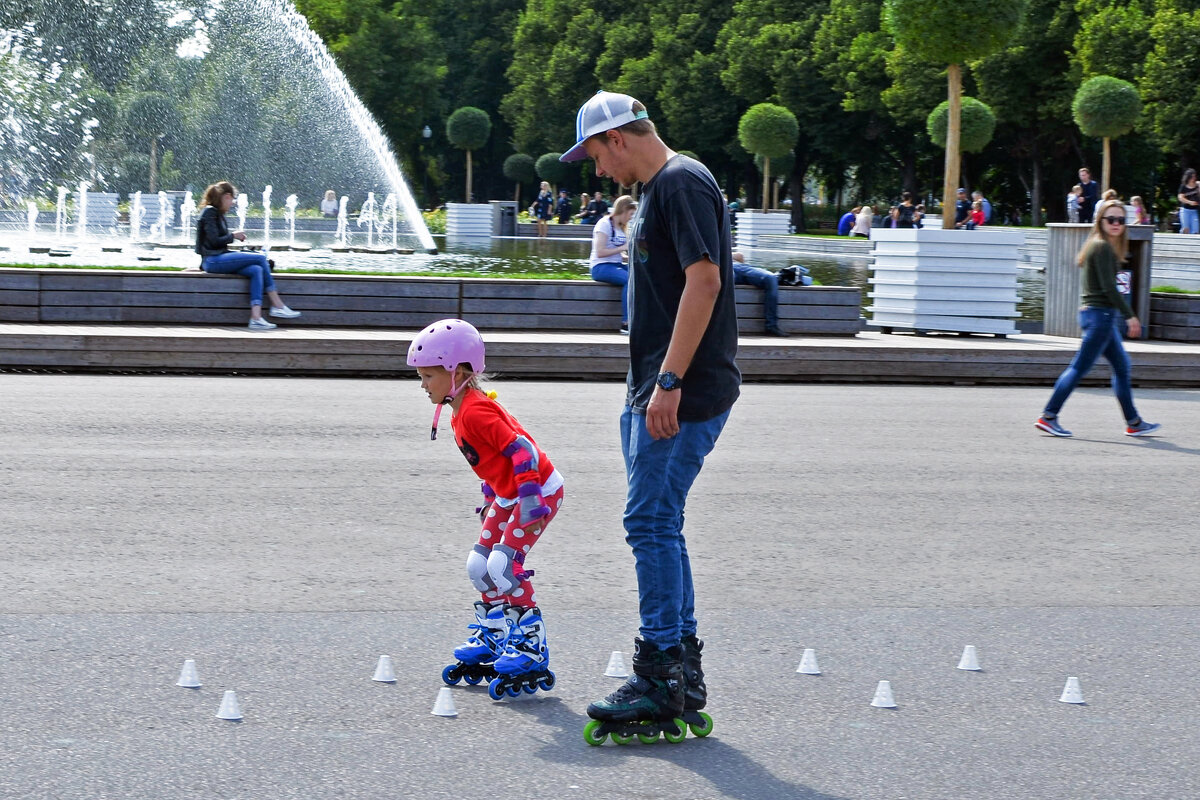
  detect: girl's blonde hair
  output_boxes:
[609,194,637,231]
[1079,199,1129,266]
[201,181,236,211]
[324,189,336,201]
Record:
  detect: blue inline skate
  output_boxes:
[487,605,556,699]
[584,637,712,746]
[442,600,507,686]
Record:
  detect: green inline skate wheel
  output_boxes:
[689,713,714,737]
[662,718,688,744]
[583,720,607,746]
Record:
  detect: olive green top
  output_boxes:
[1080,238,1135,318]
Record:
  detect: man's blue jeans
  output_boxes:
[1180,207,1199,235]
[591,262,629,323]
[621,405,730,649]
[1044,307,1138,422]
[202,251,275,307]
[733,265,780,331]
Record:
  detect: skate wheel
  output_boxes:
[522,682,538,694]
[583,720,607,746]
[689,712,714,737]
[463,673,483,686]
[637,723,660,745]
[505,683,522,698]
[663,718,688,743]
[537,671,556,691]
[487,678,505,701]
[441,665,460,686]
[611,731,635,745]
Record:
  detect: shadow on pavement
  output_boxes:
[504,696,849,800]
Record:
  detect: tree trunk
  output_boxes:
[1031,142,1042,227]
[149,137,158,194]
[761,156,771,213]
[1102,137,1111,194]
[466,150,473,203]
[514,182,520,205]
[772,179,780,210]
[942,63,962,229]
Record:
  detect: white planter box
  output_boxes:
[734,210,791,251]
[868,228,1022,335]
[446,203,492,238]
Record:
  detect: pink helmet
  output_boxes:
[407,318,485,374]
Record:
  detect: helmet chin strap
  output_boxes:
[430,369,471,440]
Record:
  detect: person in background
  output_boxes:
[850,205,872,237]
[1077,167,1100,223]
[1067,184,1082,223]
[1130,195,1151,226]
[1177,168,1199,234]
[320,190,339,218]
[1035,199,1160,439]
[532,181,554,238]
[555,189,573,225]
[732,252,787,337]
[195,181,301,331]
[913,203,925,228]
[954,188,972,229]
[589,194,637,334]
[837,206,860,236]
[969,200,985,229]
[973,190,993,224]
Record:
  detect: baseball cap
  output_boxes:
[560,91,649,163]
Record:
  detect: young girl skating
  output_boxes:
[407,319,565,699]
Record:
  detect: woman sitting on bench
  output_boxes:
[589,194,636,334]
[195,181,301,331]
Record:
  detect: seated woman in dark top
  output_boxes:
[195,181,301,330]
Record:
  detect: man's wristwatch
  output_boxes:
[656,371,682,391]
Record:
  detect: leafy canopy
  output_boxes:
[883,0,1028,64]
[927,97,997,153]
[1073,75,1141,139]
[737,103,798,160]
[503,153,537,184]
[446,106,491,150]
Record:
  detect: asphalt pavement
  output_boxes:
[1,375,1197,799]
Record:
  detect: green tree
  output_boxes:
[1141,3,1200,167]
[927,98,997,153]
[446,106,491,202]
[124,92,180,193]
[883,0,1028,227]
[503,153,537,205]
[1072,76,1141,193]
[737,104,799,212]
[535,152,571,190]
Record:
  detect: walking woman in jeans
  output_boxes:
[195,181,301,330]
[1036,199,1160,438]
[589,194,637,333]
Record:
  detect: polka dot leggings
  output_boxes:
[478,485,564,608]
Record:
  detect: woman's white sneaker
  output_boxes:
[248,317,277,331]
[269,305,301,318]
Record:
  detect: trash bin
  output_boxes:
[1044,223,1152,339]
[490,201,517,237]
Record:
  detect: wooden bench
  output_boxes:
[0,268,862,335]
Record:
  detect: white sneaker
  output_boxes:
[269,305,301,318]
[248,317,277,331]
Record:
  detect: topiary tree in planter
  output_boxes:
[446,107,491,202]
[928,97,997,199]
[503,153,537,206]
[738,104,799,213]
[884,0,1027,228]
[755,151,796,210]
[1072,76,1142,193]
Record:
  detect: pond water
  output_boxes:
[0,228,1046,321]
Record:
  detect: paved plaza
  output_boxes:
[1,375,1198,799]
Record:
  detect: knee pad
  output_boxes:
[466,544,495,593]
[487,544,520,593]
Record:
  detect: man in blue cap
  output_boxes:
[561,91,740,735]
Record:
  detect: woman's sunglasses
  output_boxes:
[1101,216,1125,225]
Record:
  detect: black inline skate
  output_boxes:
[584,638,696,745]
[441,600,506,686]
[487,605,556,699]
[679,634,715,737]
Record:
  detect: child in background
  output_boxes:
[1130,195,1151,225]
[969,200,986,229]
[407,319,565,699]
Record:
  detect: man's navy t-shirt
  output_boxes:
[625,155,740,422]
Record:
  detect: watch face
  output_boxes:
[657,371,680,390]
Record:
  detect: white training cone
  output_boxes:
[372,655,397,683]
[604,651,629,678]
[796,648,821,675]
[216,690,243,720]
[176,659,201,688]
[957,645,981,671]
[1059,676,1086,704]
[870,680,897,708]
[431,686,458,717]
